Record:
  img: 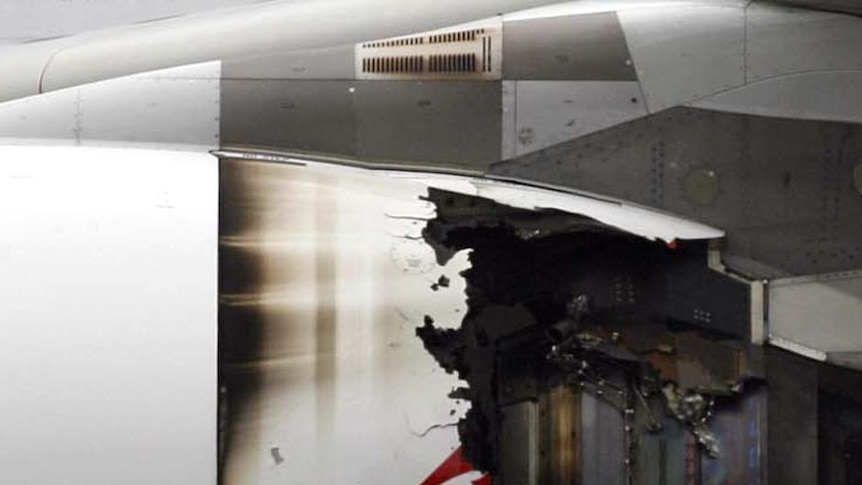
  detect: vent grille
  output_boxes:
[362,37,424,48]
[481,37,492,72]
[356,23,501,80]
[428,54,477,73]
[362,56,425,74]
[429,28,486,44]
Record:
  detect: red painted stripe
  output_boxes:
[420,447,491,485]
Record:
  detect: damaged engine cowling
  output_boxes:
[416,188,763,483]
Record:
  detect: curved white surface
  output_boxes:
[0,145,217,485]
[0,0,560,103]
[383,172,725,242]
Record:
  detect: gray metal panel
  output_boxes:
[702,386,767,484]
[503,12,636,81]
[766,348,818,485]
[355,81,501,167]
[827,352,862,371]
[774,0,862,16]
[747,3,862,82]
[222,45,355,80]
[493,107,862,276]
[618,5,744,112]
[690,71,862,124]
[581,393,625,485]
[513,80,647,156]
[500,401,539,485]
[220,79,356,155]
[637,418,687,485]
[769,272,862,353]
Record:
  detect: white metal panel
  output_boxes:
[79,62,220,149]
[0,0,266,42]
[502,0,746,22]
[0,62,220,149]
[0,87,78,142]
[746,3,862,82]
[769,272,862,354]
[0,146,217,485]
[689,71,862,123]
[0,0,563,102]
[514,80,647,156]
[0,40,77,103]
[219,161,474,485]
[618,4,745,112]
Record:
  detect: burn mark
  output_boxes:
[315,184,337,435]
[417,188,761,477]
[218,160,268,480]
[270,446,285,465]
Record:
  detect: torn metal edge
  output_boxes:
[213,149,725,243]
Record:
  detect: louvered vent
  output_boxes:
[428,29,486,44]
[362,37,424,48]
[362,56,425,74]
[428,54,477,73]
[356,22,502,80]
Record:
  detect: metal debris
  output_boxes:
[662,383,719,458]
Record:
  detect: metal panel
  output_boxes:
[218,158,473,485]
[501,80,517,159]
[766,348,819,485]
[690,71,862,124]
[581,392,625,485]
[0,87,78,142]
[0,62,220,148]
[31,0,563,101]
[513,80,647,156]
[746,3,862,82]
[637,418,687,485]
[493,107,862,276]
[355,80,501,167]
[769,271,862,354]
[0,146,217,485]
[773,0,862,16]
[540,386,580,485]
[826,352,862,371]
[500,401,540,485]
[222,45,356,80]
[667,251,752,339]
[702,386,767,485]
[618,5,744,112]
[80,62,220,148]
[0,0,265,41]
[356,20,503,81]
[502,12,636,81]
[220,79,356,155]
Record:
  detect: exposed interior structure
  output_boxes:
[4,1,862,484]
